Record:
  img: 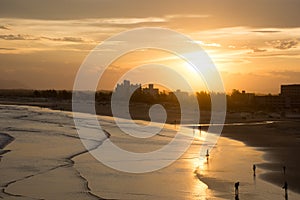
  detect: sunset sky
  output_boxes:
[0,0,300,93]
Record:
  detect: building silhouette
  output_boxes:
[281,84,300,96]
[114,80,162,100]
[143,84,159,96]
[281,84,300,109]
[114,80,141,100]
[254,84,300,112]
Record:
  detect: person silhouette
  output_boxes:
[206,149,209,157]
[234,182,240,195]
[253,164,256,176]
[205,149,210,162]
[282,181,288,200]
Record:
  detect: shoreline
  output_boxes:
[0,102,299,195]
[194,136,300,199]
[0,105,207,199]
[0,105,107,199]
[0,132,14,157]
[221,121,300,194]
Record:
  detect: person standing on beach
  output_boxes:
[253,164,256,176]
[206,149,209,157]
[234,182,240,195]
[282,181,288,200]
[205,149,210,162]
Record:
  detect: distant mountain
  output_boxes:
[0,80,29,89]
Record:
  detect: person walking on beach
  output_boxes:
[234,182,240,195]
[206,149,209,157]
[205,149,210,162]
[282,181,288,200]
[253,164,256,176]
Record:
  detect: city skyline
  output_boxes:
[113,79,300,96]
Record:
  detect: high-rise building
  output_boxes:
[281,84,300,109]
[114,80,141,100]
[281,84,300,97]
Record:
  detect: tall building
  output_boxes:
[281,84,300,109]
[281,84,300,97]
[114,80,141,99]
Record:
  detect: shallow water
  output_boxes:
[0,105,299,199]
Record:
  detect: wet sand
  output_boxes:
[0,132,14,159]
[0,105,105,199]
[221,121,300,194]
[0,104,299,199]
[196,136,300,199]
[0,105,209,199]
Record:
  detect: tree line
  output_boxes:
[0,89,276,112]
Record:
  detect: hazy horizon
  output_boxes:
[0,83,291,96]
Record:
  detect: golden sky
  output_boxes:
[0,0,300,93]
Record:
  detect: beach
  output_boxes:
[0,104,299,199]
[221,121,300,194]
